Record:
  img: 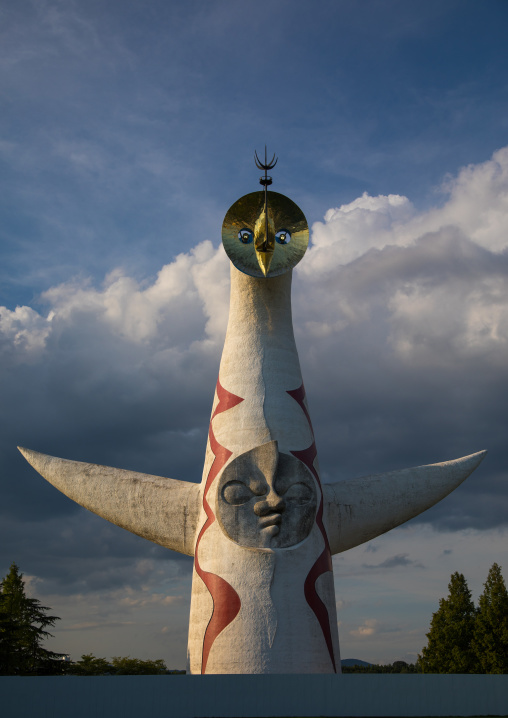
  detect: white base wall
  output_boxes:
[2,674,508,718]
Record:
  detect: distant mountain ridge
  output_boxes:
[341,658,372,667]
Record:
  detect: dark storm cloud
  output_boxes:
[0,0,507,666]
[2,148,508,594]
[294,151,508,534]
[0,502,193,597]
[299,237,507,456]
[0,245,227,585]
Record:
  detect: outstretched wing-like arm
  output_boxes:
[323,451,486,556]
[18,447,201,557]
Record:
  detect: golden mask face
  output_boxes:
[222,191,309,278]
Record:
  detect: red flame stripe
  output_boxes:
[288,385,337,673]
[194,379,244,674]
[287,385,314,437]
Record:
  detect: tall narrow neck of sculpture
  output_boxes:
[213,264,312,459]
[225,263,297,362]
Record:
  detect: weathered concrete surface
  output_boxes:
[324,451,486,555]
[17,447,200,556]
[187,266,340,675]
[186,265,486,674]
[2,674,508,718]
[217,441,318,549]
[18,262,487,676]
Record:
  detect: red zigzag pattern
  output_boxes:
[287,384,337,673]
[194,379,244,674]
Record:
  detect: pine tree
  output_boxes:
[419,571,477,673]
[0,562,61,675]
[472,563,508,673]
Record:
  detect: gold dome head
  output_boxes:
[222,191,309,278]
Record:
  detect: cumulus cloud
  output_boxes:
[0,305,52,357]
[2,148,508,532]
[297,149,508,388]
[350,618,379,638]
[38,239,229,346]
[304,147,508,271]
[291,149,508,530]
[2,146,508,664]
[307,192,416,268]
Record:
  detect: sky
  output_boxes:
[1,0,508,668]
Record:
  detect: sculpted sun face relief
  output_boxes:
[216,441,318,549]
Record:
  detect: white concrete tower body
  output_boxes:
[18,162,486,675]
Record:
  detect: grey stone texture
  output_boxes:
[217,441,317,549]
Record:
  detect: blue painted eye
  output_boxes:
[275,229,291,245]
[238,228,253,244]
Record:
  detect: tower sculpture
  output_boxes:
[19,151,486,674]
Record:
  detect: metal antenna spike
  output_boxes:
[265,145,277,170]
[254,151,264,171]
[254,147,278,187]
[254,147,278,171]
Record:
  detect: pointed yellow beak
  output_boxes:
[254,207,275,276]
[255,250,273,276]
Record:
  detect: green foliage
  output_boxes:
[68,653,168,675]
[472,563,508,673]
[418,564,508,674]
[341,660,418,673]
[418,571,477,673]
[69,653,112,676]
[0,562,63,675]
[110,656,167,674]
